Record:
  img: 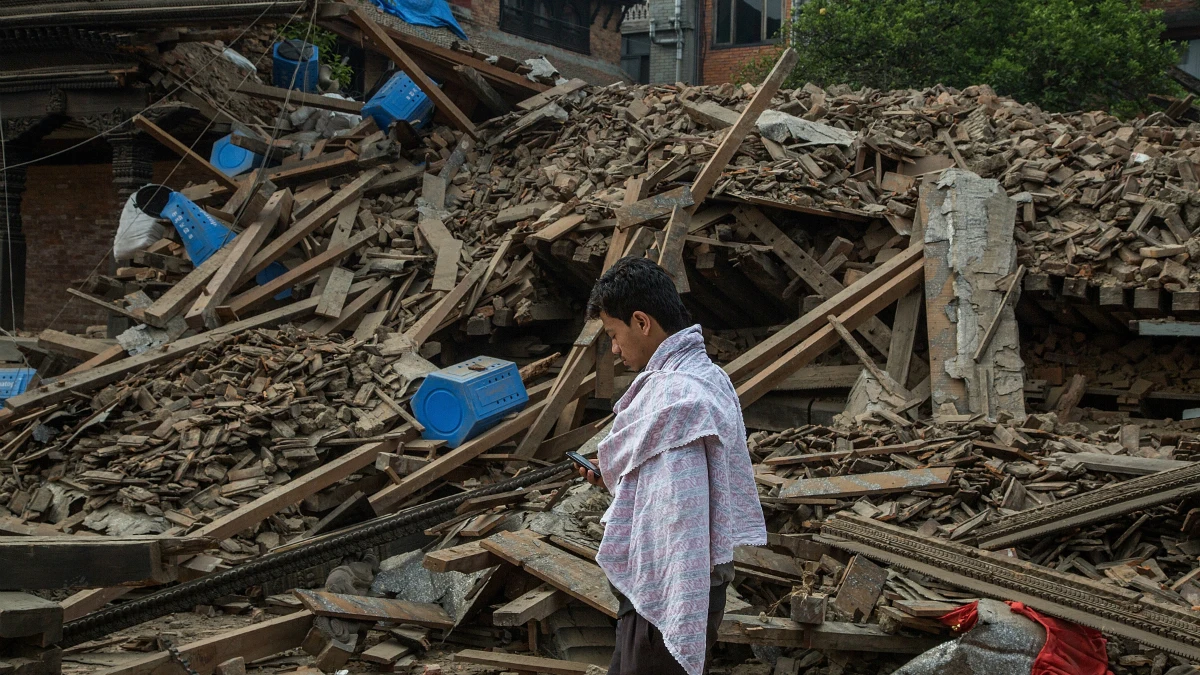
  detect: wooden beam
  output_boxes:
[720,615,944,653]
[687,48,798,208]
[347,6,477,138]
[826,315,909,400]
[142,247,231,328]
[36,330,111,361]
[657,205,691,293]
[493,584,571,626]
[735,259,925,406]
[724,245,923,387]
[99,610,313,675]
[454,649,595,675]
[185,189,291,330]
[293,589,453,628]
[516,78,589,111]
[239,168,380,284]
[480,530,618,617]
[780,467,953,500]
[973,264,1026,361]
[224,226,378,316]
[453,65,512,117]
[735,205,892,355]
[403,262,485,347]
[313,276,394,336]
[236,81,364,114]
[132,114,240,190]
[0,536,211,590]
[64,344,126,375]
[417,214,462,291]
[423,541,500,574]
[510,320,601,460]
[886,289,923,386]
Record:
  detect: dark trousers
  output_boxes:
[607,583,728,675]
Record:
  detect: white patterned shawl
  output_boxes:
[596,325,766,675]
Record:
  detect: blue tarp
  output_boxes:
[369,0,468,41]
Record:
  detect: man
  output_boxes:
[577,257,766,675]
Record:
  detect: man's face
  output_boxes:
[600,311,658,370]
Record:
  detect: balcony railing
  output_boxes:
[498,4,590,54]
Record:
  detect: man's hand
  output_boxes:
[577,466,606,490]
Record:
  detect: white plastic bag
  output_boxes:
[113,188,166,262]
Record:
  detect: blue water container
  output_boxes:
[160,192,236,265]
[362,71,435,131]
[272,40,320,92]
[412,357,529,448]
[0,368,37,404]
[209,132,263,177]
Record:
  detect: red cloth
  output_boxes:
[937,601,1112,675]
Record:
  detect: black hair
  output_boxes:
[585,257,692,333]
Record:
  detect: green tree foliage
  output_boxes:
[280,23,353,89]
[738,0,1181,115]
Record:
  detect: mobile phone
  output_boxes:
[566,451,601,479]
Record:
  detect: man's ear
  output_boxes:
[631,311,652,336]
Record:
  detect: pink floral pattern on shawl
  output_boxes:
[596,325,766,675]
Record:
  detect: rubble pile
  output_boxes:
[5,19,1200,675]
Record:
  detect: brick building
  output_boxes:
[621,0,790,86]
[360,0,635,87]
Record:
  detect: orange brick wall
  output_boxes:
[699,0,791,85]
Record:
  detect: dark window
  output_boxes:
[621,33,651,83]
[714,0,783,46]
[499,0,591,54]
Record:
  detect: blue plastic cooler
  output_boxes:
[362,71,435,131]
[0,368,37,404]
[411,357,529,448]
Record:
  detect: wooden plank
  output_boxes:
[736,206,892,355]
[236,81,364,113]
[493,584,570,626]
[528,213,586,245]
[831,555,887,622]
[511,321,600,460]
[98,611,313,675]
[142,247,231,328]
[313,199,359,294]
[423,541,500,574]
[763,440,925,467]
[403,262,485,346]
[516,78,588,111]
[454,64,512,117]
[36,329,110,361]
[719,615,945,653]
[224,226,378,316]
[418,214,462,291]
[347,6,477,137]
[733,547,806,580]
[186,189,292,330]
[614,186,695,230]
[0,592,62,640]
[64,345,125,375]
[1133,320,1200,337]
[886,289,923,386]
[293,589,452,628]
[480,530,618,618]
[454,649,594,675]
[315,267,355,319]
[0,536,210,590]
[657,205,691,293]
[779,467,953,500]
[239,168,380,284]
[1059,452,1193,476]
[736,259,925,406]
[132,114,240,190]
[827,314,909,400]
[313,277,394,336]
[687,48,798,207]
[775,365,864,391]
